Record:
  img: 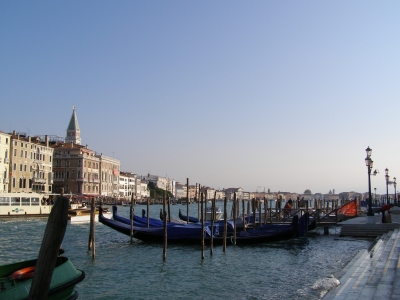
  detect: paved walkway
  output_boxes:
[323,209,400,299]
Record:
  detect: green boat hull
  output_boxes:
[0,257,85,300]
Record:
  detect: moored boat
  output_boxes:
[0,256,85,300]
[99,206,298,245]
[68,207,112,224]
[0,192,55,217]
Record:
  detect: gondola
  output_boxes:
[99,206,299,245]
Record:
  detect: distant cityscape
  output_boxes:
[0,107,397,202]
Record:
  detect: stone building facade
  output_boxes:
[8,132,54,193]
[0,131,11,193]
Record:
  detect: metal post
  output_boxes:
[367,164,373,216]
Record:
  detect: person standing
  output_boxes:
[381,203,394,223]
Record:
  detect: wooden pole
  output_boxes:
[197,184,201,221]
[91,198,96,258]
[147,196,150,228]
[251,198,255,229]
[130,193,134,243]
[264,197,267,224]
[242,198,246,231]
[258,200,262,227]
[28,196,69,300]
[201,192,204,259]
[205,190,207,221]
[163,190,167,260]
[186,178,189,224]
[233,193,237,245]
[167,195,171,223]
[210,192,216,256]
[223,196,227,252]
[88,198,96,254]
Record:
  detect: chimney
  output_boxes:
[45,135,49,147]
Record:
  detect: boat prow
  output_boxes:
[0,256,85,300]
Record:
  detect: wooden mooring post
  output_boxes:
[28,195,69,300]
[264,197,267,225]
[197,184,200,221]
[223,196,227,252]
[130,193,134,244]
[242,199,246,232]
[233,193,237,245]
[201,192,205,259]
[186,178,189,224]
[88,197,96,258]
[210,192,216,256]
[163,190,167,260]
[147,197,150,228]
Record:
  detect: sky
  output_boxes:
[1,1,400,195]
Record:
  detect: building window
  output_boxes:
[19,164,22,171]
[13,149,16,156]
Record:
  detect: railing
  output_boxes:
[32,178,47,184]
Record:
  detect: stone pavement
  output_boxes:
[323,209,400,299]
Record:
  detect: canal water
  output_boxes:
[0,204,372,300]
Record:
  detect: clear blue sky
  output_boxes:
[1,1,399,195]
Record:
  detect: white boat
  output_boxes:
[205,206,223,221]
[0,192,54,217]
[68,207,112,224]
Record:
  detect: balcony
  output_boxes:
[53,178,64,182]
[4,158,9,164]
[32,178,47,184]
[4,178,9,184]
[93,179,100,183]
[76,177,86,182]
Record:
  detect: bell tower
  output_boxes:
[65,106,81,145]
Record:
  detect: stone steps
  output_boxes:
[323,229,400,299]
[339,224,400,237]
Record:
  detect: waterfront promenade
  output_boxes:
[323,210,400,299]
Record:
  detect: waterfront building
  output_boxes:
[97,154,120,198]
[119,171,136,199]
[0,131,11,193]
[138,180,150,200]
[199,186,215,200]
[174,182,187,199]
[215,190,225,200]
[52,142,100,196]
[140,174,172,194]
[224,187,244,200]
[8,132,54,194]
[188,185,198,200]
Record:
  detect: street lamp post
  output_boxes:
[385,168,390,204]
[365,146,374,216]
[374,188,377,205]
[394,177,397,206]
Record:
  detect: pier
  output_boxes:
[324,210,400,299]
